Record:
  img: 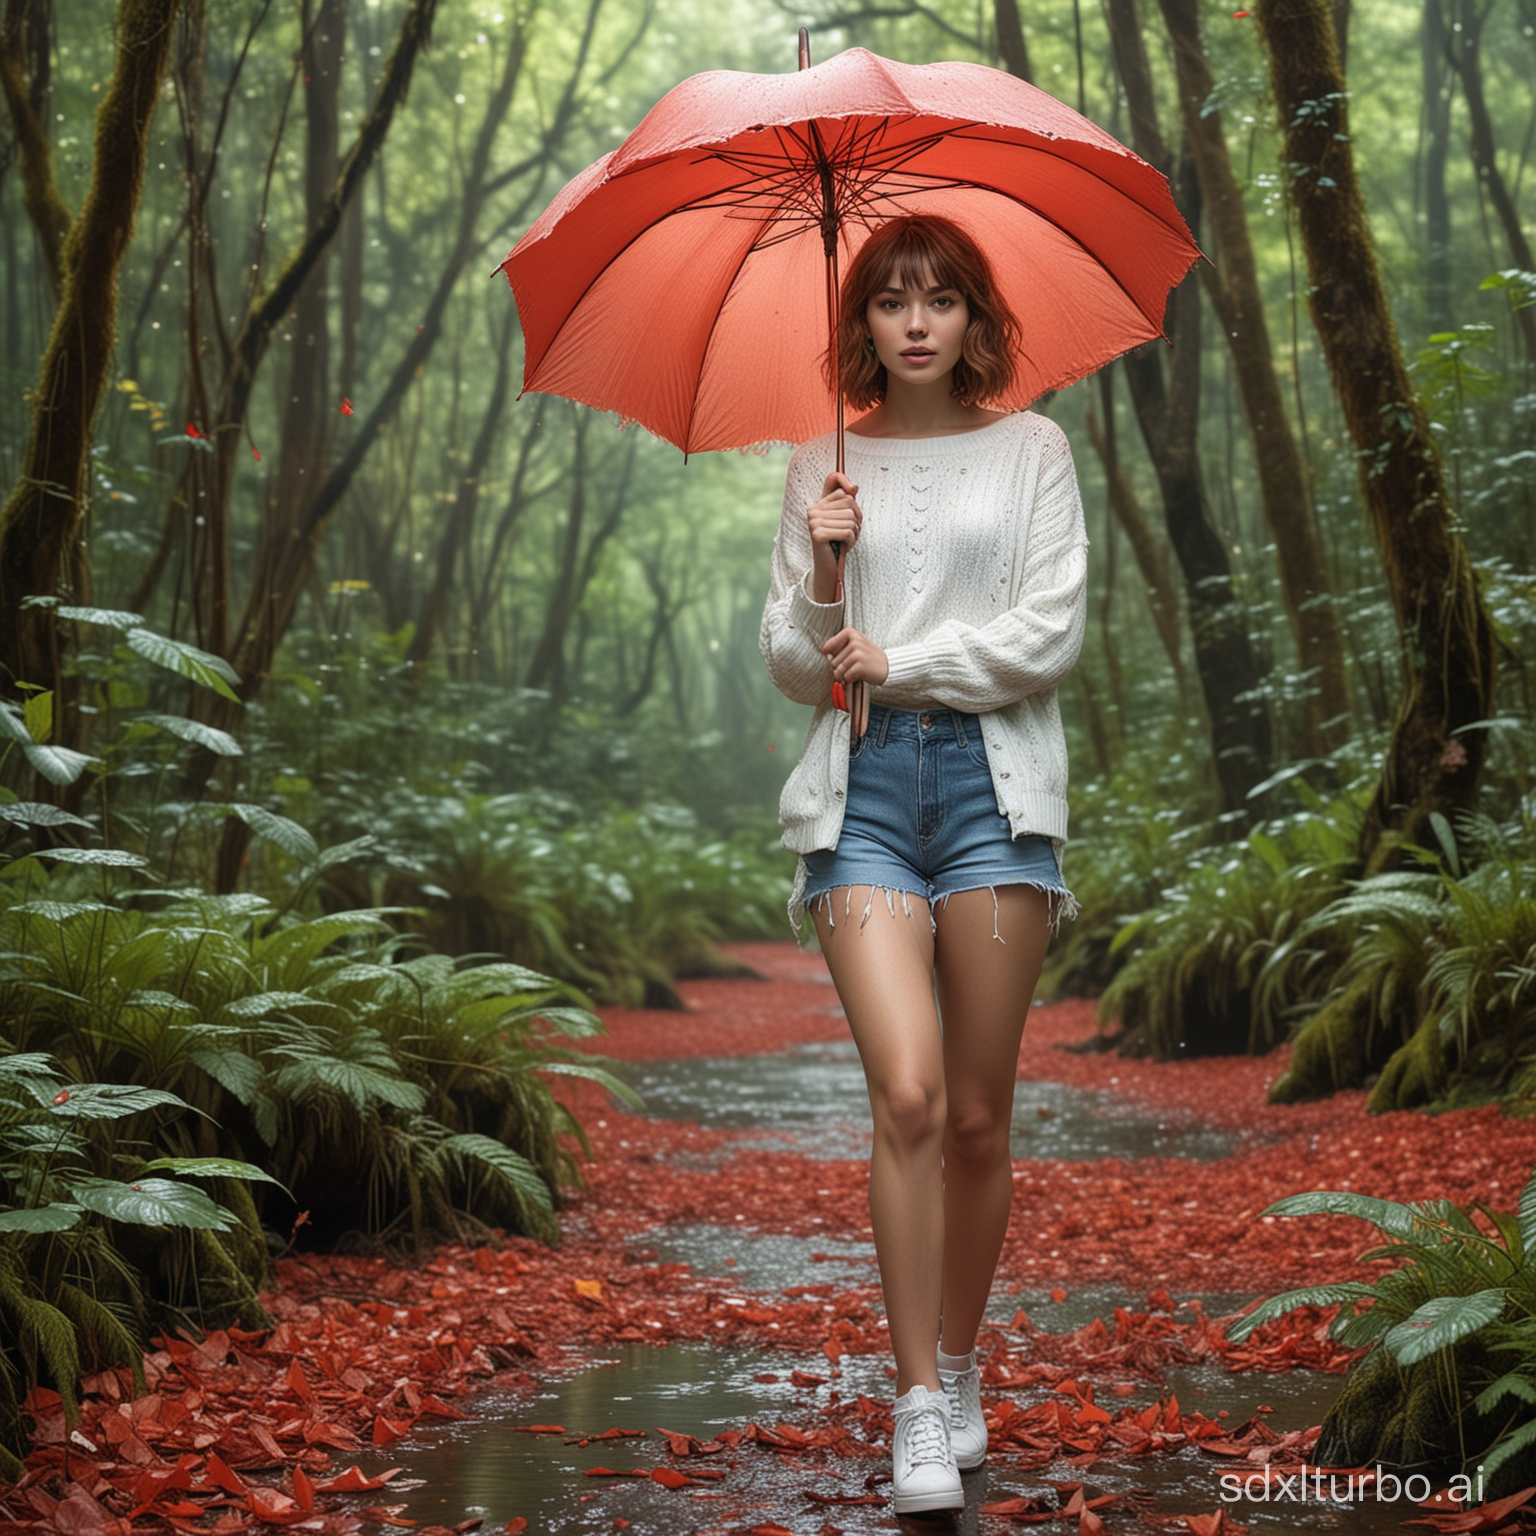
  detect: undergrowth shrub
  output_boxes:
[1271,805,1536,1109]
[1229,1170,1536,1499]
[0,1055,272,1478]
[1094,778,1363,1056]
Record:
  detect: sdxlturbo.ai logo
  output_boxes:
[1220,1467,1485,1505]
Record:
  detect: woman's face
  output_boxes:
[864,263,971,389]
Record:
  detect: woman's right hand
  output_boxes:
[806,471,862,604]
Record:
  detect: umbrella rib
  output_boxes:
[937,126,1198,245]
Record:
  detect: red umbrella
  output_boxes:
[500,36,1200,458]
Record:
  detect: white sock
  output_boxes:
[937,1347,974,1372]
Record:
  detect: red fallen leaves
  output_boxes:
[1407,1487,1536,1532]
[6,949,1536,1536]
[1182,1513,1251,1535]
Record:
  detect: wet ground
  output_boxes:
[339,948,1448,1534]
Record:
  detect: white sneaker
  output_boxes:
[937,1350,987,1470]
[890,1383,963,1513]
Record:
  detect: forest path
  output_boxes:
[334,943,1536,1535]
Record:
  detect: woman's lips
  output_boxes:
[901,350,935,362]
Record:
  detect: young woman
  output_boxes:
[759,215,1088,1514]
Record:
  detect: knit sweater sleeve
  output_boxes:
[880,423,1089,711]
[759,443,844,706]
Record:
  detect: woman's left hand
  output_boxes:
[821,627,889,688]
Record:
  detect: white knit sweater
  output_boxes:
[759,410,1089,924]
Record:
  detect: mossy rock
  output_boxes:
[1316,1347,1454,1469]
[1368,1017,1449,1112]
[1271,976,1388,1103]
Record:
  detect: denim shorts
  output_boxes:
[802,705,1074,934]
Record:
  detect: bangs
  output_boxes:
[826,215,1023,411]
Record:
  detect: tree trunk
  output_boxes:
[993,0,1032,81]
[243,0,347,661]
[407,307,515,671]
[0,0,69,302]
[1421,0,1453,331]
[1159,0,1351,755]
[1100,0,1274,812]
[1085,397,1187,693]
[0,0,181,696]
[1445,0,1536,357]
[1254,0,1497,871]
[130,0,440,626]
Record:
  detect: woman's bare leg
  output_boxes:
[932,885,1053,1356]
[814,888,943,1395]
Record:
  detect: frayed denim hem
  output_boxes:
[791,875,1079,945]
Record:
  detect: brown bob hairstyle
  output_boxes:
[826,215,1022,411]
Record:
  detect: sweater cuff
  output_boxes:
[881,641,930,690]
[788,574,843,641]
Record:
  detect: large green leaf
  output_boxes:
[438,1133,553,1213]
[11,900,112,920]
[0,1204,81,1233]
[30,1081,191,1120]
[68,1176,237,1231]
[1519,1166,1536,1262]
[188,1047,267,1106]
[138,713,243,757]
[1384,1289,1505,1365]
[21,742,100,786]
[33,847,149,868]
[1261,1191,1425,1240]
[0,703,28,743]
[221,991,334,1020]
[125,628,241,702]
[140,1156,285,1188]
[537,1059,643,1109]
[0,801,94,829]
[1223,1283,1379,1343]
[56,605,144,629]
[228,804,318,863]
[0,1053,58,1079]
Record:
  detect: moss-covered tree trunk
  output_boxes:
[1254,0,1496,875]
[0,0,180,698]
[1260,0,1499,1107]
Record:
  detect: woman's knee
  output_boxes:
[944,1099,1012,1164]
[871,1076,945,1150]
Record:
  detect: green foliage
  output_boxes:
[1227,1170,1536,1496]
[0,871,616,1246]
[0,1051,252,1470]
[367,791,788,1005]
[1092,775,1363,1056]
[1271,804,1536,1108]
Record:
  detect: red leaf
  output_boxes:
[204,1454,247,1495]
[292,1466,315,1512]
[285,1359,314,1404]
[373,1416,412,1445]
[513,1425,565,1434]
[650,1468,694,1488]
[315,1466,403,1492]
[505,1523,527,1535]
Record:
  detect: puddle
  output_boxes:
[632,1223,876,1291]
[621,1041,1239,1163]
[347,1344,1413,1536]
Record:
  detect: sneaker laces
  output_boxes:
[942,1365,981,1432]
[899,1403,952,1472]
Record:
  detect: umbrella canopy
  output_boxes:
[501,45,1200,454]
